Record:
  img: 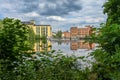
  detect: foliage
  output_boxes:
[90,48,120,80]
[28,26,35,49]
[0,52,91,80]
[54,30,62,39]
[93,24,120,54]
[103,0,120,25]
[41,35,47,44]
[0,18,33,79]
[0,18,90,80]
[0,18,32,61]
[31,53,88,80]
[87,0,120,80]
[2,0,120,79]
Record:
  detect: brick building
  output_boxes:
[62,31,70,39]
[70,26,93,39]
[70,27,78,39]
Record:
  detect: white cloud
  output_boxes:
[47,16,66,21]
[24,12,40,17]
[38,3,45,9]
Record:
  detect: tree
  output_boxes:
[56,30,62,39]
[0,18,31,61]
[89,0,120,79]
[103,0,120,25]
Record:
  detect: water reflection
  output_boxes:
[33,39,95,54]
[33,40,52,52]
[70,40,95,50]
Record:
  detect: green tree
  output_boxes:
[28,26,35,49]
[103,0,120,25]
[89,0,120,79]
[56,30,62,39]
[0,18,31,61]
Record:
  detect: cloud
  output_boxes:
[24,12,40,17]
[0,0,82,16]
[0,0,107,31]
[39,0,82,16]
[47,16,66,21]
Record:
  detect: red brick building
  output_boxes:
[70,27,78,39]
[70,25,93,39]
[62,31,70,39]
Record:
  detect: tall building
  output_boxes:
[22,20,52,38]
[35,25,52,38]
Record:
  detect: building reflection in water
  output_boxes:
[70,40,95,50]
[33,40,52,52]
[33,40,95,52]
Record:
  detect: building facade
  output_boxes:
[70,27,78,39]
[35,25,52,38]
[70,26,93,39]
[62,31,70,39]
[22,20,52,38]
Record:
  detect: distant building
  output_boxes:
[22,20,52,38]
[62,31,70,39]
[70,27,78,39]
[70,25,93,39]
[35,25,52,38]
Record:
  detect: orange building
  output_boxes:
[70,25,93,39]
[70,27,78,39]
[62,31,70,39]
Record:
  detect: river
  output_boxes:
[33,39,97,57]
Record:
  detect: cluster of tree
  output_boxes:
[53,30,62,39]
[89,0,120,79]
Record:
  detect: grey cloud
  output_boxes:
[0,0,106,31]
[39,0,82,16]
[3,0,82,16]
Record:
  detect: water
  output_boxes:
[33,39,96,68]
[33,39,96,56]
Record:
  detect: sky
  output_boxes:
[0,0,107,32]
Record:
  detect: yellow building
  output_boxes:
[22,20,52,52]
[22,20,52,38]
[35,25,52,38]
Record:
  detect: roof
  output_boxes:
[35,25,51,26]
[22,21,33,25]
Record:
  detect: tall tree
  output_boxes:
[0,18,31,61]
[103,0,120,25]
